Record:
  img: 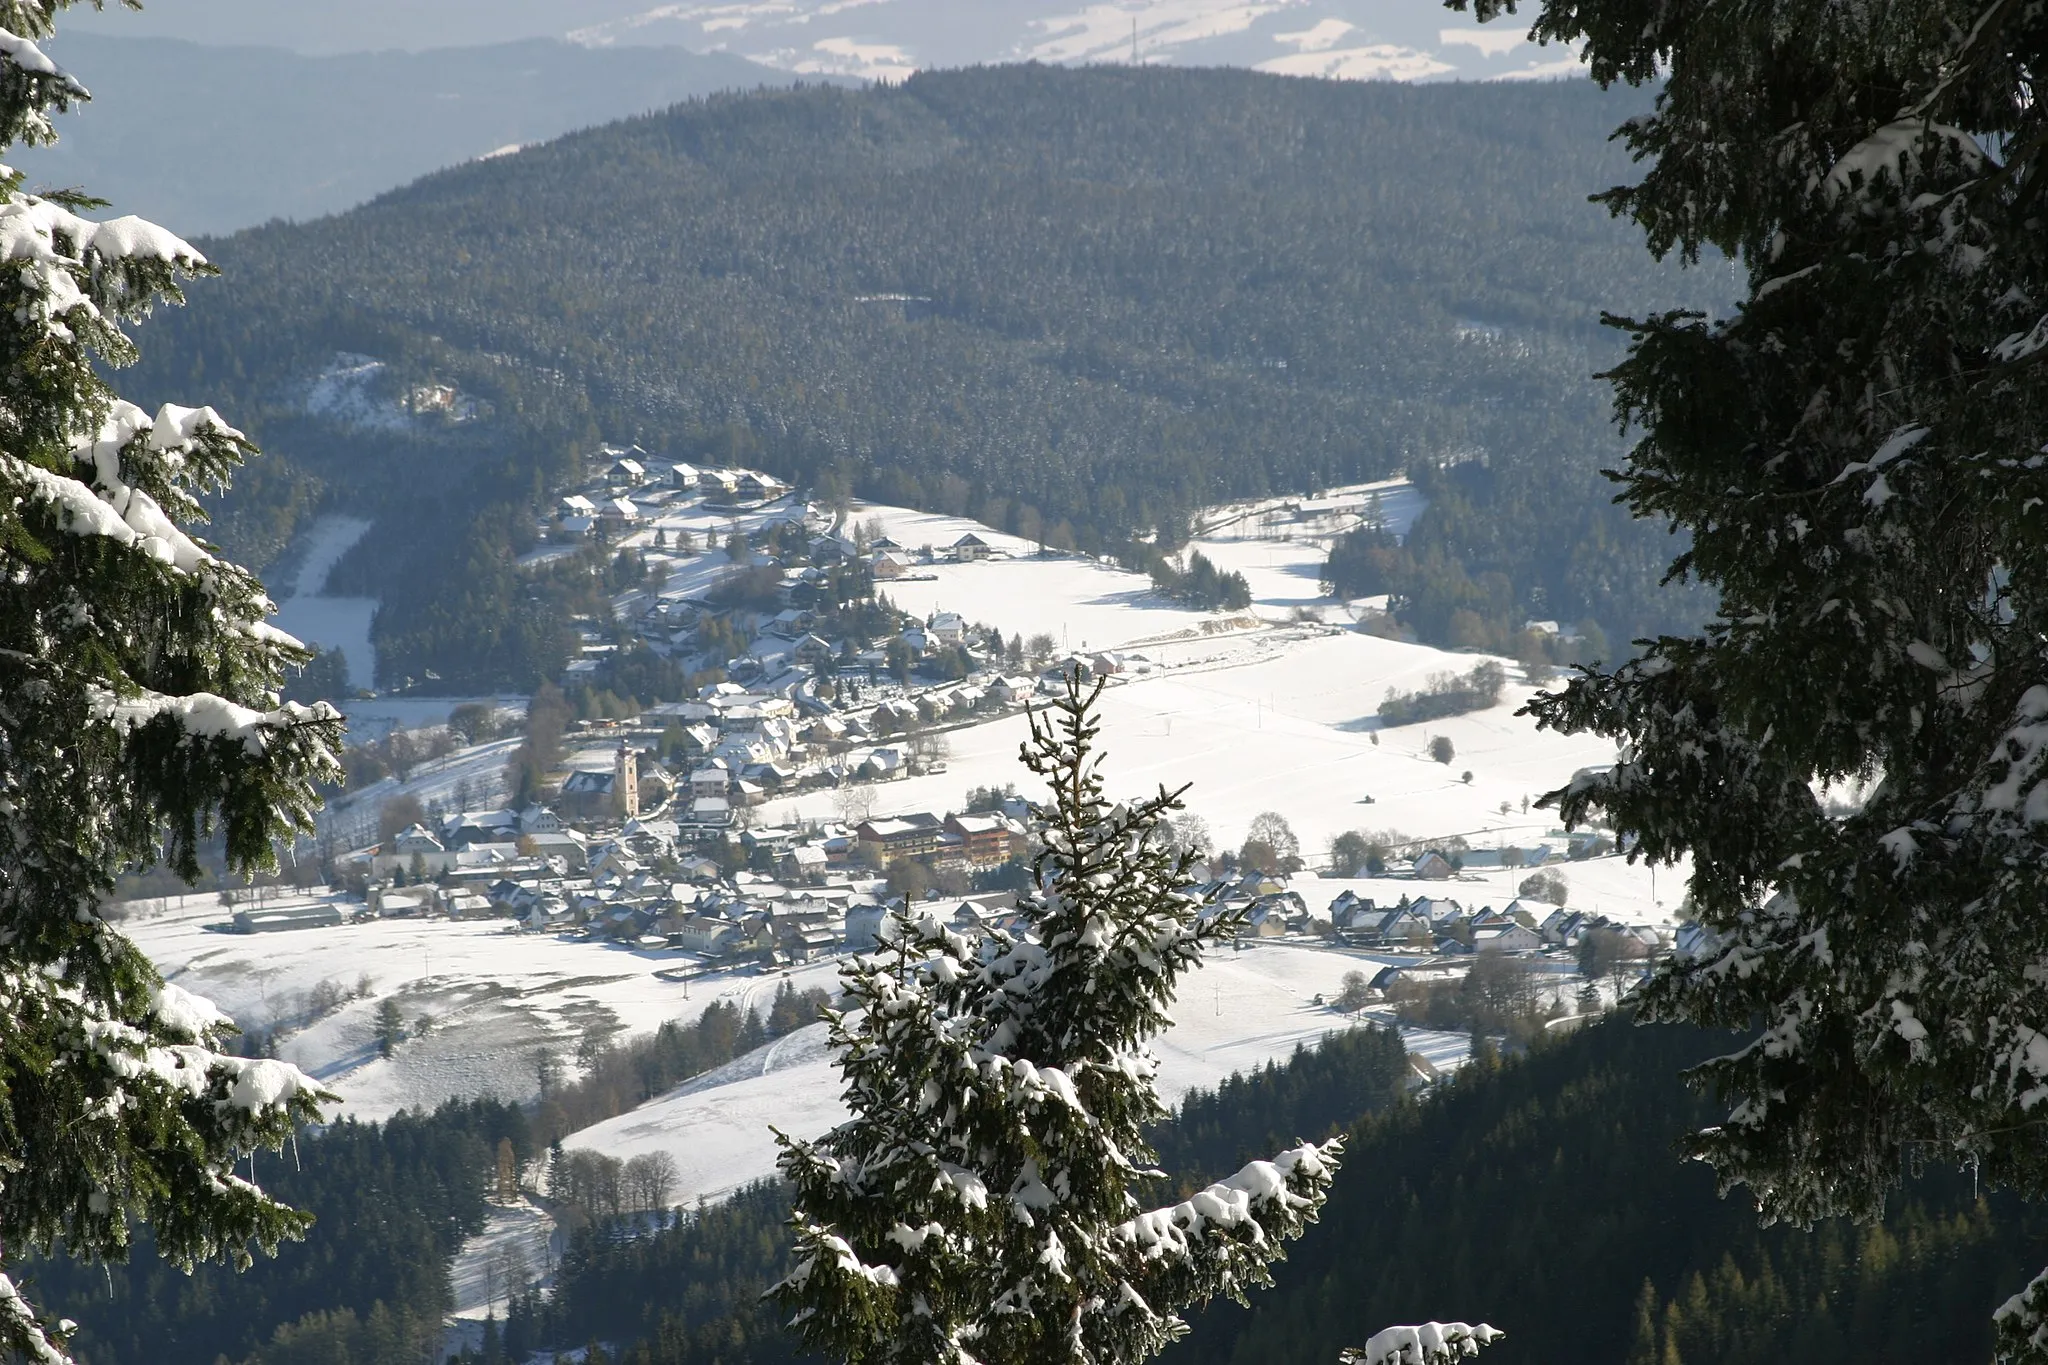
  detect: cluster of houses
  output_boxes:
[254,771,1699,1025]
[553,446,793,539]
[1326,889,1667,958]
[293,768,1041,967]
[532,676,1063,833]
[545,445,1061,702]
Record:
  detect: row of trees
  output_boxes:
[35,1100,530,1365]
[1378,661,1508,728]
[1148,548,1253,610]
[532,985,830,1147]
[550,1148,681,1223]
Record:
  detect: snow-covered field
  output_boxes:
[120,894,777,1121]
[120,897,1472,1216]
[763,627,1638,868]
[560,940,1464,1209]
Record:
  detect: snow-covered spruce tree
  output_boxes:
[0,7,344,1362]
[1459,0,2048,1353]
[771,676,1496,1365]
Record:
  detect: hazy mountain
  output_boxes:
[12,34,810,234]
[62,0,1584,83]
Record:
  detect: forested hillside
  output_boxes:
[34,1099,529,1365]
[500,1023,2048,1365]
[120,67,1730,690]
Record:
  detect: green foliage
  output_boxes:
[34,1099,528,1365]
[770,677,1339,1365]
[447,701,501,744]
[0,9,349,1361]
[118,70,1727,690]
[1172,1020,2048,1365]
[961,782,1018,814]
[281,644,351,705]
[1477,0,2048,1347]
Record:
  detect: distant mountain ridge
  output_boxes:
[62,0,1584,84]
[12,34,811,234]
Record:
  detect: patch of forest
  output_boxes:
[118,67,1730,691]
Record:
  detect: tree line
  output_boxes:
[532,984,831,1148]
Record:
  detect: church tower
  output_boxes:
[614,742,640,820]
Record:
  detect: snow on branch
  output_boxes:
[0,1270,71,1365]
[88,686,337,756]
[1997,1263,2048,1363]
[0,29,80,91]
[1114,1143,1336,1262]
[1820,120,1986,205]
[1340,1322,1504,1365]
[6,451,214,575]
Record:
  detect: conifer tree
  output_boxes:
[0,5,344,1361]
[1463,0,2048,1352]
[771,676,1496,1365]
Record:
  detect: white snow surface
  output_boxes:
[269,514,378,691]
[763,627,1635,860]
[448,1199,559,1321]
[563,941,1456,1209]
[118,894,795,1121]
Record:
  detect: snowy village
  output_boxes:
[6,7,2028,1365]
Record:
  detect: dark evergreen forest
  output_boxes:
[120,67,1729,691]
[507,1023,2048,1365]
[31,1098,530,1365]
[32,1019,2046,1365]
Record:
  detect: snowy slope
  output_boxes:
[562,941,1464,1209]
[761,627,1627,861]
[118,895,845,1121]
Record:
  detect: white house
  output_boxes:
[1472,923,1543,953]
